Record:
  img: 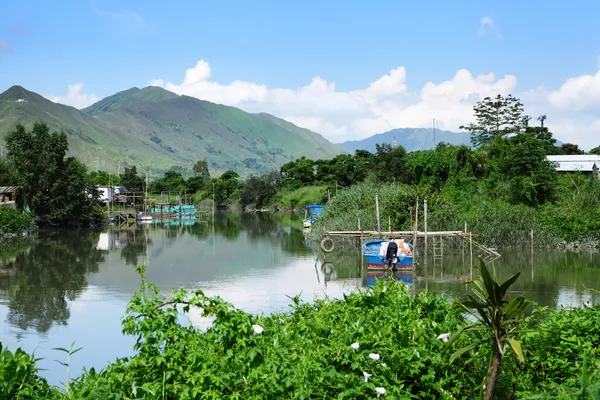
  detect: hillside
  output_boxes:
[339,128,471,153]
[0,85,345,176]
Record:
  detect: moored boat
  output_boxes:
[363,239,415,269]
[303,204,325,228]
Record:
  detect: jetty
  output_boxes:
[319,195,501,265]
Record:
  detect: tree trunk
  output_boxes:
[484,338,505,400]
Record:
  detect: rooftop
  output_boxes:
[547,155,600,172]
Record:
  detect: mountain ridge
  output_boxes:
[0,85,346,176]
[339,127,472,153]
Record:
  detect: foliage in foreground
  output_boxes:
[3,267,600,399]
[0,207,35,239]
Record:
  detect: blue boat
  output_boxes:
[363,239,415,269]
[303,204,325,228]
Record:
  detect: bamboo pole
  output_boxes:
[375,192,381,235]
[424,199,428,254]
[413,196,419,266]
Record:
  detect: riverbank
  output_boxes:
[4,271,599,399]
[306,179,600,250]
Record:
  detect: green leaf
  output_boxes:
[449,339,487,364]
[507,338,524,363]
[498,272,521,299]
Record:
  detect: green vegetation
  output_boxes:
[0,85,344,176]
[2,263,600,399]
[0,208,35,239]
[1,123,105,228]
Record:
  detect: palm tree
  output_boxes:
[537,115,547,128]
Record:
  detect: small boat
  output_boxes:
[303,204,325,228]
[363,239,415,269]
[136,212,153,223]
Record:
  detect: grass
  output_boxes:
[271,185,329,210]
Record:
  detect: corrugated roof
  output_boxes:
[547,156,600,172]
[0,186,19,194]
[547,155,600,162]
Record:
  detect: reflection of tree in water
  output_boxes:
[241,212,278,241]
[214,212,241,240]
[0,231,105,334]
[119,228,152,267]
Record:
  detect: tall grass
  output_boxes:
[309,181,561,248]
[0,208,35,239]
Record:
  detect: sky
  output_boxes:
[1,0,600,147]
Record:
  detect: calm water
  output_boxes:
[1,212,599,386]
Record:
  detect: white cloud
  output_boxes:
[44,57,600,150]
[548,70,600,112]
[149,60,517,143]
[47,83,100,109]
[90,2,144,30]
[478,16,502,39]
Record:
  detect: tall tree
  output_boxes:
[193,159,211,180]
[460,94,525,147]
[590,146,600,155]
[120,166,144,192]
[5,123,103,226]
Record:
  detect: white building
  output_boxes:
[546,155,600,175]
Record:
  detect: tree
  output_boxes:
[558,143,585,155]
[590,146,600,155]
[460,94,525,147]
[88,170,122,186]
[5,123,103,226]
[487,132,557,206]
[120,166,144,192]
[375,143,407,182]
[446,259,530,400]
[193,159,210,180]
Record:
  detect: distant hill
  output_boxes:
[339,128,472,153]
[0,85,346,176]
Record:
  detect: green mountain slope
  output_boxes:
[0,86,175,172]
[82,86,179,115]
[0,85,345,176]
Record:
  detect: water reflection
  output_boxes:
[0,232,105,334]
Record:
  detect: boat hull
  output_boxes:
[363,239,415,269]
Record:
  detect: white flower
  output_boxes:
[369,353,380,361]
[375,387,386,397]
[362,371,372,382]
[437,333,451,343]
[350,342,360,350]
[381,362,387,367]
[252,324,264,335]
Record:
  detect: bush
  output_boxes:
[0,343,54,398]
[0,207,35,239]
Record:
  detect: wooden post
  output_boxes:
[358,217,361,230]
[389,216,392,235]
[328,190,331,202]
[530,229,534,250]
[423,199,428,255]
[413,196,419,265]
[469,231,473,279]
[375,192,381,235]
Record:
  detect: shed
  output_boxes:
[0,186,19,202]
[546,155,600,175]
[0,186,20,209]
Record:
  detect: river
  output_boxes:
[1,211,599,386]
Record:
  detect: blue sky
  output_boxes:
[2,0,600,146]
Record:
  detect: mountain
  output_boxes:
[0,85,346,176]
[339,128,472,153]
